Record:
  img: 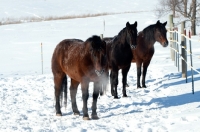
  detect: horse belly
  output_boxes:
[65,68,82,82]
[116,55,132,69]
[132,48,154,63]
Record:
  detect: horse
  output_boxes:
[51,35,107,120]
[132,20,168,88]
[102,21,138,99]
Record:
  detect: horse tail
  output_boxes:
[60,75,68,109]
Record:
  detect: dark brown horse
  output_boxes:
[51,35,107,120]
[132,20,168,88]
[103,21,138,99]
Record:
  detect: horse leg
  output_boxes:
[111,67,119,99]
[53,72,65,116]
[110,71,115,96]
[142,60,151,88]
[136,61,142,88]
[122,65,131,97]
[81,82,90,120]
[61,75,67,109]
[70,79,80,115]
[91,82,101,120]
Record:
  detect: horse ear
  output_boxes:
[134,21,137,27]
[156,20,160,25]
[163,21,167,26]
[126,21,131,29]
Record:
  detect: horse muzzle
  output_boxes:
[163,41,168,47]
[95,69,104,76]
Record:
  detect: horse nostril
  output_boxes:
[163,42,168,47]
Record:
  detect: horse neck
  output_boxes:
[114,28,128,47]
[142,26,156,48]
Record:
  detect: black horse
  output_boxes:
[103,21,138,99]
[132,20,168,88]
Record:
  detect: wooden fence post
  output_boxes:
[169,15,175,61]
[181,21,187,79]
[100,34,103,39]
[176,29,180,72]
[103,20,105,31]
[173,28,177,66]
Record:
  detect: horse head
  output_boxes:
[89,36,107,76]
[154,20,168,47]
[126,21,138,49]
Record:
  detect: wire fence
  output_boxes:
[168,26,200,94]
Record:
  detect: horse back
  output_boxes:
[52,39,85,81]
[103,37,113,43]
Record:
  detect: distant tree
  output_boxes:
[155,0,200,35]
[155,0,179,17]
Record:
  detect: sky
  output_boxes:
[0,0,200,132]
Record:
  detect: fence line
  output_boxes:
[168,22,200,94]
[168,30,200,42]
[168,32,200,60]
[168,45,200,74]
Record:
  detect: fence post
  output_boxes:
[169,15,175,61]
[173,28,176,65]
[185,29,187,83]
[176,29,180,72]
[189,30,194,94]
[181,21,187,80]
[100,34,103,39]
[103,20,105,31]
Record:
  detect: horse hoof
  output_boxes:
[83,117,90,120]
[126,84,129,87]
[114,96,120,99]
[137,86,142,89]
[123,95,128,98]
[92,115,99,120]
[74,112,80,115]
[56,113,62,116]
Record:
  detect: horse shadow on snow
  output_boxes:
[101,69,200,118]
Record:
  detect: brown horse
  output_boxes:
[132,20,168,88]
[102,21,138,99]
[51,35,107,120]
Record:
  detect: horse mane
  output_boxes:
[113,27,126,44]
[142,24,156,42]
[85,35,102,51]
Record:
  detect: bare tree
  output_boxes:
[183,0,188,17]
[191,0,197,35]
[156,0,200,35]
[155,0,179,17]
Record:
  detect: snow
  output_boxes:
[1,0,200,131]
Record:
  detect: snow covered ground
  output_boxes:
[0,0,200,131]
